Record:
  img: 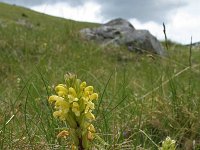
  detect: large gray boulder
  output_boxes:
[80,18,165,56]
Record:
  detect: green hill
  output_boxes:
[1,2,200,149]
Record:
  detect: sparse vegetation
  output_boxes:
[0,2,200,149]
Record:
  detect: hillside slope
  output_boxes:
[0,2,101,82]
[1,2,200,149]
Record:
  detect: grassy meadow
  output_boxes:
[0,2,200,149]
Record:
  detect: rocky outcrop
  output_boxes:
[80,18,165,56]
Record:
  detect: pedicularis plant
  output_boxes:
[159,137,176,150]
[48,73,98,150]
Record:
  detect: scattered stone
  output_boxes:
[80,18,165,56]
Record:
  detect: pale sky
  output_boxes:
[1,0,200,44]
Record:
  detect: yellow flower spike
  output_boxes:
[72,102,80,116]
[85,112,95,120]
[48,95,64,103]
[89,93,98,101]
[49,74,98,150]
[57,130,69,139]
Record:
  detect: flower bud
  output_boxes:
[88,124,95,133]
[80,81,87,90]
[85,86,93,93]
[90,93,98,101]
[72,102,80,116]
[57,130,69,139]
[87,131,94,141]
[85,112,95,120]
[48,95,64,103]
[55,84,68,97]
[69,87,77,97]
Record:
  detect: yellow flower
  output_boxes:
[72,102,80,116]
[87,124,95,141]
[69,87,77,97]
[84,86,94,97]
[85,112,95,120]
[57,130,69,139]
[55,84,68,97]
[48,95,64,103]
[53,110,66,120]
[71,144,76,150]
[89,93,98,101]
[161,136,176,150]
[48,74,99,149]
[80,81,87,90]
[85,101,95,113]
[53,109,70,121]
[87,131,94,141]
[50,97,70,120]
[85,86,93,92]
[83,87,98,104]
[88,124,95,133]
[68,87,79,103]
[68,95,79,103]
[55,98,69,112]
[82,96,89,105]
